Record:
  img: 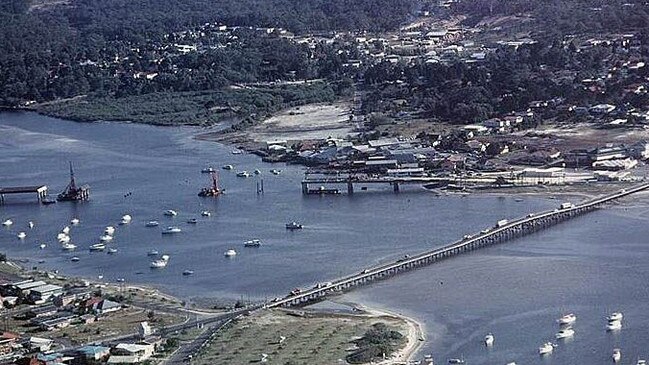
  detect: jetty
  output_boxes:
[0,185,48,204]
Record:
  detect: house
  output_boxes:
[77,345,111,361]
[28,285,63,303]
[588,146,628,162]
[4,280,47,297]
[0,332,19,357]
[107,343,154,364]
[92,299,122,315]
[27,337,53,352]
[592,158,638,170]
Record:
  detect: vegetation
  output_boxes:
[37,83,337,125]
[346,322,405,364]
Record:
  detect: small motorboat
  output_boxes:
[612,348,621,363]
[539,342,554,355]
[270,169,282,175]
[162,226,182,234]
[17,232,26,240]
[607,312,623,322]
[555,328,575,339]
[484,333,494,346]
[28,221,35,229]
[222,164,234,170]
[61,243,76,251]
[120,214,132,225]
[448,358,465,364]
[104,226,116,235]
[100,235,113,242]
[61,226,70,235]
[107,248,118,254]
[58,235,71,244]
[39,243,46,249]
[244,239,261,247]
[201,167,216,173]
[224,249,237,257]
[607,319,622,331]
[236,171,251,178]
[70,256,80,262]
[182,270,195,276]
[231,149,243,155]
[164,210,178,217]
[201,211,211,217]
[89,243,106,251]
[147,250,159,256]
[145,221,160,227]
[638,360,646,365]
[285,221,303,230]
[70,218,80,225]
[1,219,12,227]
[253,169,261,175]
[557,313,576,325]
[41,198,56,205]
[57,232,68,240]
[187,218,198,224]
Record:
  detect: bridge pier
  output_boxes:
[393,182,400,193]
[347,180,354,195]
[301,182,308,195]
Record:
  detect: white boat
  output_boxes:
[270,169,282,175]
[555,328,575,339]
[70,218,80,225]
[608,312,623,322]
[187,218,198,224]
[236,171,251,178]
[147,250,159,256]
[224,249,237,257]
[201,211,211,217]
[231,149,243,155]
[484,333,494,346]
[39,243,46,249]
[506,363,517,365]
[164,210,178,217]
[539,342,554,355]
[58,235,71,244]
[557,313,577,325]
[612,348,621,363]
[104,226,116,235]
[89,243,106,251]
[17,232,26,240]
[61,226,70,234]
[201,167,216,173]
[182,270,195,276]
[2,219,13,227]
[162,226,182,234]
[120,214,132,225]
[70,256,80,262]
[145,221,160,227]
[606,319,622,331]
[150,254,170,268]
[61,243,76,251]
[244,239,261,247]
[28,221,35,229]
[100,235,113,242]
[57,232,68,240]
[222,164,234,170]
[638,360,646,365]
[107,248,118,254]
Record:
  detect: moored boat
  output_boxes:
[162,226,182,234]
[100,235,113,242]
[104,226,116,235]
[612,348,621,363]
[557,313,576,325]
[28,221,35,229]
[236,171,251,178]
[89,243,106,251]
[1,219,12,227]
[539,342,554,355]
[555,328,575,339]
[607,312,623,322]
[147,250,159,256]
[201,167,216,173]
[61,226,70,235]
[150,254,170,268]
[107,248,118,254]
[70,218,80,225]
[187,218,198,224]
[145,221,160,227]
[224,249,237,257]
[163,209,178,217]
[120,214,132,225]
[61,243,76,251]
[17,232,26,240]
[58,235,71,244]
[484,333,494,346]
[201,211,211,217]
[70,256,80,262]
[222,164,234,170]
[607,320,622,331]
[182,270,195,276]
[244,239,261,247]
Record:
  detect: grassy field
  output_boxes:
[192,309,408,365]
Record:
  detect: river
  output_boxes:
[1,111,648,364]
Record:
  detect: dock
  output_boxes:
[0,185,48,204]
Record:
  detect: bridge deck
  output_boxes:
[0,185,48,194]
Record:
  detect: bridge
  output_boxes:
[0,185,48,204]
[271,182,649,308]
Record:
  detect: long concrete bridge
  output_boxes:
[270,183,649,308]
